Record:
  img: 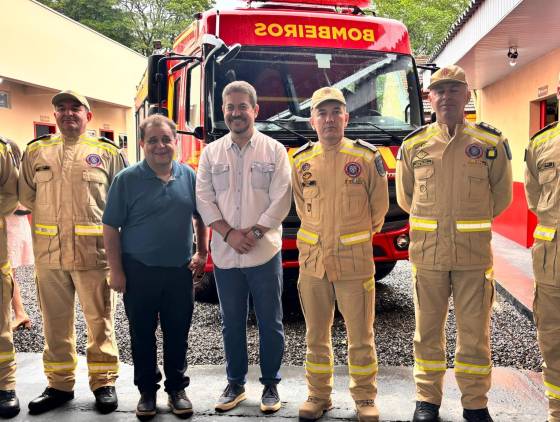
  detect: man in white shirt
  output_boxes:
[196,81,292,414]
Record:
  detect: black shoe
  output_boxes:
[136,391,156,420]
[28,387,74,415]
[168,389,193,417]
[93,386,118,414]
[214,383,246,412]
[463,408,493,422]
[413,401,440,422]
[260,384,281,414]
[0,390,20,418]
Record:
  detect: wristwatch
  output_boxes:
[251,226,264,240]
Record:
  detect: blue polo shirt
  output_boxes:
[103,160,198,267]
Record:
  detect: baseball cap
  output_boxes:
[310,87,346,109]
[52,90,91,110]
[428,65,468,89]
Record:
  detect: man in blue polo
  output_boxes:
[103,114,208,419]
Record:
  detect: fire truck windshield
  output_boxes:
[211,46,422,134]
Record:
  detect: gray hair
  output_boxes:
[222,81,257,107]
[139,114,177,140]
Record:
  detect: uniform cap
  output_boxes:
[52,90,90,110]
[428,65,468,89]
[311,87,346,109]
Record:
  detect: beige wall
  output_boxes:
[478,48,560,182]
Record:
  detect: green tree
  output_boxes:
[373,0,470,56]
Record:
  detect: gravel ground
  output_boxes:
[12,261,541,371]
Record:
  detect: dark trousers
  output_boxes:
[122,255,194,393]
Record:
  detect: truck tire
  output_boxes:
[194,273,219,303]
[375,261,397,282]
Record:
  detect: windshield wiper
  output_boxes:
[347,121,403,144]
[256,120,310,144]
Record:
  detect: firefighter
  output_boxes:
[0,137,20,418]
[525,120,560,422]
[18,91,126,415]
[396,65,512,422]
[293,87,389,422]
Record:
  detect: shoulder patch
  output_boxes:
[354,139,378,152]
[374,154,386,177]
[476,122,502,137]
[292,141,313,158]
[403,125,428,142]
[98,136,119,149]
[27,133,52,145]
[530,121,558,141]
[503,140,512,160]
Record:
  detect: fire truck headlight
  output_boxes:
[395,234,409,250]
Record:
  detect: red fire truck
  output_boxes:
[135,0,424,300]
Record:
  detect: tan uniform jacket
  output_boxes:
[292,137,389,281]
[0,139,18,265]
[396,121,512,271]
[19,133,126,270]
[525,121,560,283]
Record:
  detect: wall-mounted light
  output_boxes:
[507,47,518,67]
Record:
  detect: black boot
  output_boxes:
[463,408,493,422]
[0,390,19,418]
[28,387,74,415]
[93,386,118,414]
[136,391,157,420]
[412,401,440,422]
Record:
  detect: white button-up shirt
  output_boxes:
[196,130,292,269]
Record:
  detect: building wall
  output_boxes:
[478,47,560,246]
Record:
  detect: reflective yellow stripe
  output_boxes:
[0,351,15,363]
[44,359,78,372]
[534,225,556,241]
[363,277,375,292]
[293,144,323,167]
[1,262,12,276]
[454,360,491,375]
[88,362,119,373]
[544,381,560,400]
[410,217,437,231]
[378,146,396,170]
[349,361,378,376]
[305,360,333,374]
[533,126,560,148]
[340,146,374,162]
[35,224,58,236]
[75,225,103,236]
[485,268,494,280]
[414,357,447,372]
[78,139,117,155]
[456,220,491,232]
[463,126,498,146]
[404,126,439,150]
[27,139,63,153]
[297,228,319,245]
[340,230,371,246]
[0,143,5,154]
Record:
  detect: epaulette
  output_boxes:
[403,125,428,142]
[292,141,313,158]
[530,121,558,141]
[0,136,7,146]
[98,136,119,149]
[476,122,502,137]
[27,133,52,145]
[354,139,378,152]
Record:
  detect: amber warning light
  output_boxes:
[251,0,371,9]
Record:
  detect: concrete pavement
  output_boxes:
[10,353,547,421]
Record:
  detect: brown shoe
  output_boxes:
[355,399,379,422]
[298,396,332,421]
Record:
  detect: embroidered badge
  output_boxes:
[415,150,429,159]
[344,162,362,177]
[302,172,312,180]
[465,144,483,159]
[85,154,102,167]
[301,162,311,171]
[486,147,497,160]
[412,159,433,168]
[374,155,386,177]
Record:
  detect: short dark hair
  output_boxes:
[139,114,177,140]
[222,81,257,107]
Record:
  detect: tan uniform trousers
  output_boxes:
[35,267,118,392]
[534,281,560,422]
[298,273,377,401]
[412,267,494,409]
[0,262,15,391]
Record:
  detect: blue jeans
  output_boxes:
[214,252,284,386]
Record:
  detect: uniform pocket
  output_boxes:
[532,239,559,287]
[82,170,108,207]
[33,223,60,265]
[250,161,274,190]
[537,168,557,211]
[455,230,492,265]
[211,163,230,191]
[463,166,489,201]
[408,219,438,265]
[74,224,105,267]
[302,186,320,223]
[343,184,367,220]
[414,165,435,202]
[34,169,54,206]
[338,231,373,274]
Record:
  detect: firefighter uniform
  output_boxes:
[18,133,126,392]
[524,121,560,422]
[396,121,512,409]
[0,138,18,392]
[292,137,389,404]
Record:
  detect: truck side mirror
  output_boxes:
[147,54,167,104]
